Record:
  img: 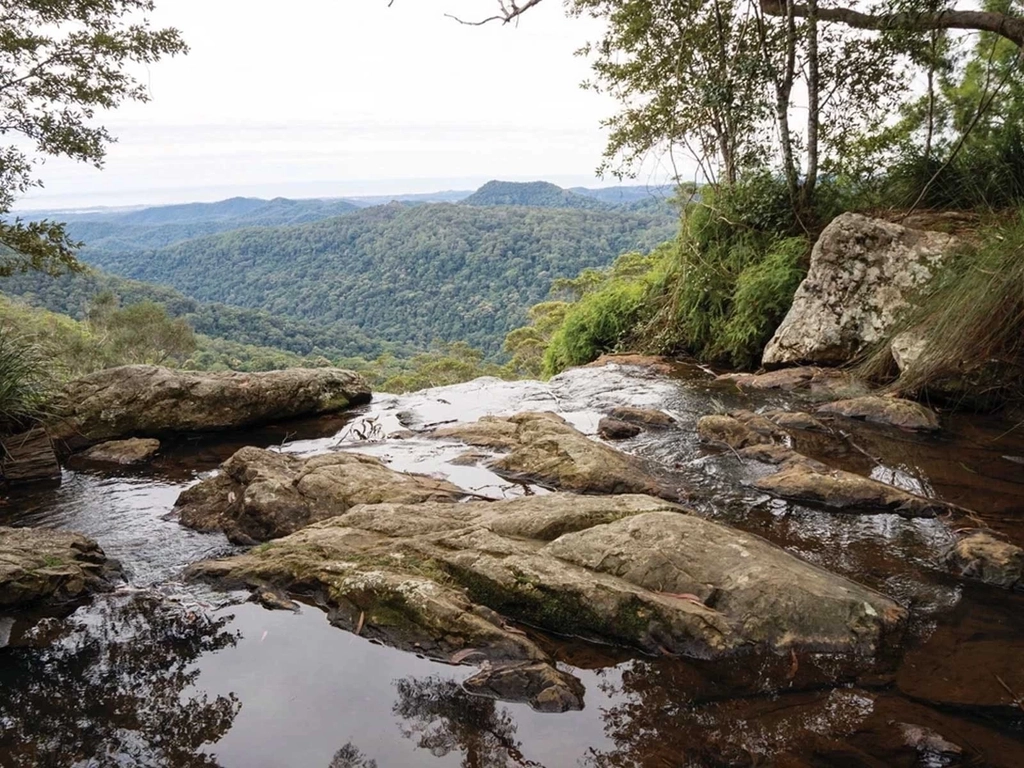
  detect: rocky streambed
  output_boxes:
[2,360,1024,767]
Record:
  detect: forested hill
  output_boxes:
[1,266,402,362]
[79,201,678,353]
[462,180,608,210]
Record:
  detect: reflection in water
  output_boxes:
[328,743,378,768]
[0,595,240,768]
[394,676,540,768]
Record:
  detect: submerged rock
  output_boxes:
[175,446,466,544]
[699,411,949,517]
[947,532,1024,590]
[188,493,905,672]
[76,438,161,466]
[715,366,865,397]
[435,412,682,499]
[463,661,586,713]
[0,527,121,608]
[763,213,956,366]
[697,415,775,450]
[817,395,940,431]
[51,365,372,450]
[754,463,948,518]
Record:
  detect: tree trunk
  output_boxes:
[802,0,820,212]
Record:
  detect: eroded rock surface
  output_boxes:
[51,365,372,450]
[175,446,466,544]
[763,213,956,366]
[817,396,940,431]
[188,494,905,677]
[434,412,681,499]
[0,527,121,608]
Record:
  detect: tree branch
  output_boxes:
[760,1,1024,48]
[445,0,546,26]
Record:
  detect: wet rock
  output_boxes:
[897,723,963,764]
[597,417,641,440]
[607,406,676,429]
[76,438,161,466]
[947,532,1024,590]
[449,450,491,466]
[174,446,466,544]
[762,409,829,432]
[463,661,585,713]
[817,396,940,431]
[188,493,905,666]
[697,415,774,450]
[50,365,372,450]
[437,412,680,499]
[0,527,121,608]
[716,366,865,397]
[763,213,956,366]
[754,463,947,518]
[252,587,301,612]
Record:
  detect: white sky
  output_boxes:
[16,0,675,210]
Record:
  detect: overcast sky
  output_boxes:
[17,0,675,210]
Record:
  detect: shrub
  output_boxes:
[0,327,59,432]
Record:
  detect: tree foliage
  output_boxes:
[0,0,186,274]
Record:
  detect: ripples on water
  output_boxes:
[2,363,1024,767]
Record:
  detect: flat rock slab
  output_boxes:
[763,213,956,366]
[175,446,467,544]
[76,438,161,466]
[434,411,682,499]
[50,365,372,450]
[0,527,121,609]
[817,396,940,431]
[188,493,905,688]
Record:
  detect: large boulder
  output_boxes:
[763,213,956,366]
[0,527,121,608]
[188,494,905,675]
[75,438,161,466]
[433,411,682,499]
[50,365,371,450]
[175,446,467,544]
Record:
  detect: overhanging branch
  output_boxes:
[445,0,546,26]
[760,1,1024,48]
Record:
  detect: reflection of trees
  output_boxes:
[0,595,240,767]
[328,742,378,768]
[393,676,542,768]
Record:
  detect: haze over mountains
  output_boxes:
[5,180,679,357]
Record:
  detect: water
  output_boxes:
[2,362,1024,767]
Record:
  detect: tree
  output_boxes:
[0,1,187,276]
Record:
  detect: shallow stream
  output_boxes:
[2,362,1023,767]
